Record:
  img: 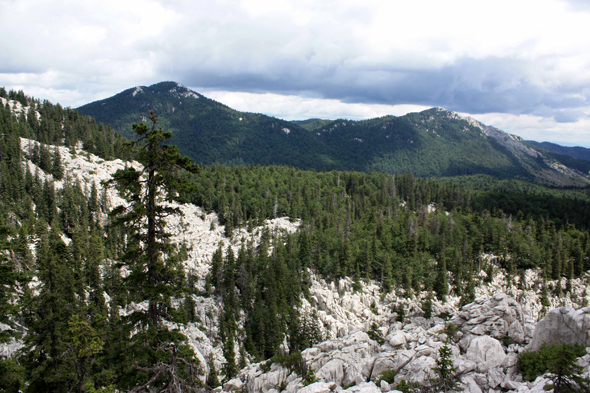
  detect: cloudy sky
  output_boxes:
[1,0,589,146]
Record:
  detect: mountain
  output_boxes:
[527,140,590,162]
[78,82,590,187]
[77,82,332,169]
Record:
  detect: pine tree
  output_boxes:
[206,354,220,388]
[432,339,459,393]
[39,143,52,172]
[51,147,64,180]
[381,254,393,293]
[108,111,201,392]
[434,251,448,302]
[22,227,77,392]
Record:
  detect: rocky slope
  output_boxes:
[3,135,590,393]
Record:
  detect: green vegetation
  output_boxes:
[376,370,397,384]
[431,341,459,392]
[517,343,588,382]
[368,323,385,345]
[78,83,590,186]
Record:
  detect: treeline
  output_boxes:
[192,165,590,290]
[0,87,127,159]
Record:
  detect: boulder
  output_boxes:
[465,336,506,373]
[343,382,381,393]
[297,381,337,393]
[342,363,366,387]
[529,306,590,351]
[223,377,244,391]
[370,353,397,379]
[460,375,483,393]
[487,369,504,389]
[390,349,416,372]
[386,331,406,347]
[450,293,527,343]
[316,359,346,385]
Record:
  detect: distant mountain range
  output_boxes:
[78,81,590,187]
[526,140,590,162]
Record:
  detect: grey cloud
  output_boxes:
[553,109,586,123]
[558,0,590,11]
[172,55,588,121]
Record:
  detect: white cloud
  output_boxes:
[201,90,430,120]
[1,0,589,145]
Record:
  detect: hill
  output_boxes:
[79,83,590,187]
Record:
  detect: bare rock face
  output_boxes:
[450,292,531,344]
[529,306,590,351]
[341,382,381,393]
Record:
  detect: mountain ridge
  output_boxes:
[78,82,590,187]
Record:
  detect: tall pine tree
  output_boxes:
[108,111,201,392]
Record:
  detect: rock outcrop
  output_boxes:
[217,290,590,393]
[528,306,590,351]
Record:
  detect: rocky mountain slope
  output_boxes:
[78,83,590,187]
[3,129,590,392]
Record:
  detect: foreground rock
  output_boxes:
[215,292,590,393]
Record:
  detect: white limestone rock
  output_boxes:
[529,306,590,351]
[460,375,483,393]
[223,377,244,391]
[465,336,507,373]
[343,382,381,393]
[297,381,337,393]
[385,331,406,348]
[450,292,527,344]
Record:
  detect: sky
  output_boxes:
[1,0,589,147]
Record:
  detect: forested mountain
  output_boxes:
[77,82,330,169]
[527,140,590,162]
[78,82,590,187]
[2,87,590,392]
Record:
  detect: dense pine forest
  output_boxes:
[1,88,590,392]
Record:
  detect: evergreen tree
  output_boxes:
[51,147,64,180]
[431,339,459,393]
[206,354,220,389]
[39,143,52,172]
[108,111,200,392]
[434,251,448,302]
[22,228,77,392]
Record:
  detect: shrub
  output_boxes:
[394,379,419,393]
[377,370,397,384]
[517,343,588,386]
[442,322,459,340]
[368,323,385,345]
